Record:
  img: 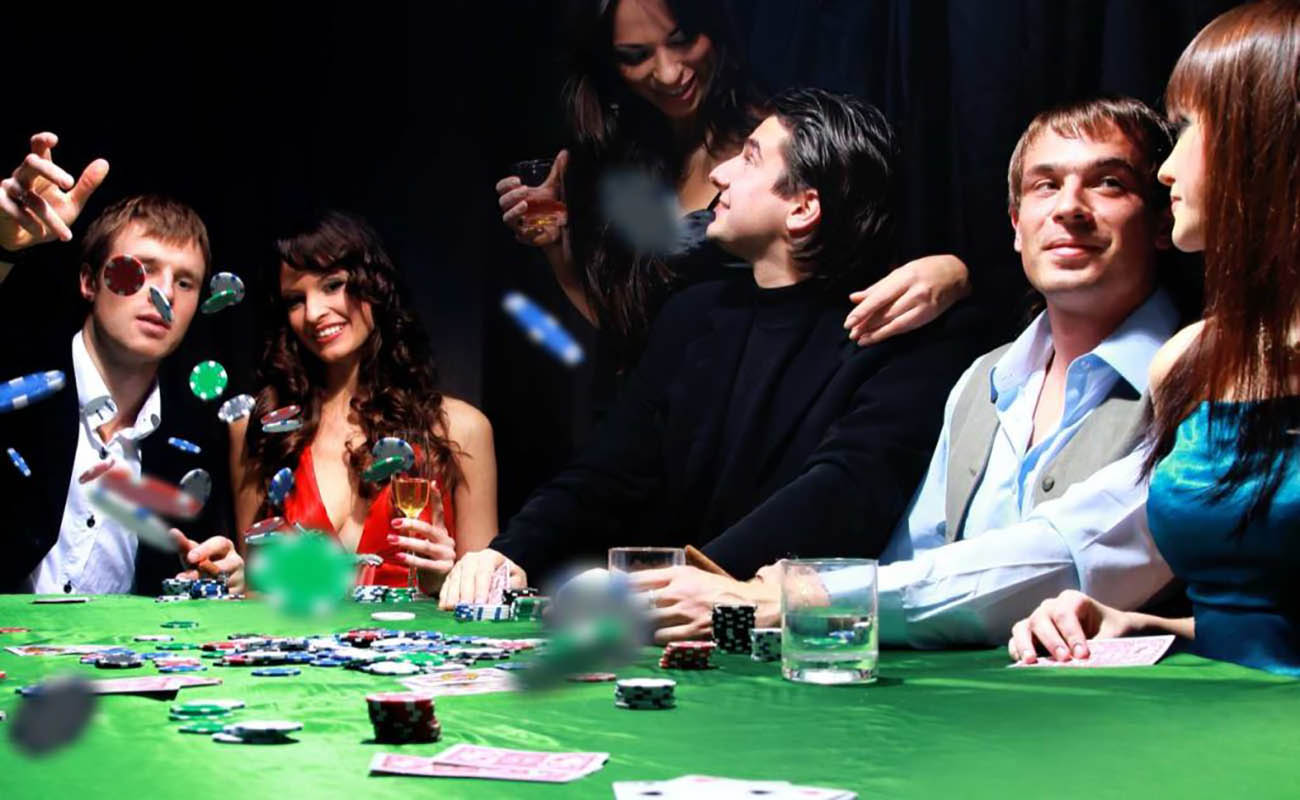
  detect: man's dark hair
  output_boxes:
[768,88,900,289]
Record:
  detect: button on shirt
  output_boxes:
[875,289,1179,647]
[26,331,162,594]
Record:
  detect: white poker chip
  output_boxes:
[179,468,212,509]
[217,394,256,424]
[223,719,302,736]
[209,272,246,302]
[134,634,174,642]
[616,678,676,690]
[365,661,421,675]
[370,611,416,622]
[81,394,118,427]
[370,437,415,471]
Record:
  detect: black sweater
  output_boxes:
[493,277,985,584]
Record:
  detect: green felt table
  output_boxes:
[1,594,1297,800]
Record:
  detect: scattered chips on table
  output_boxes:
[7,446,31,477]
[167,436,201,455]
[501,292,584,366]
[148,285,174,324]
[103,254,145,295]
[188,360,228,402]
[267,467,294,507]
[179,468,212,509]
[0,370,66,414]
[218,393,256,424]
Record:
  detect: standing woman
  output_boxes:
[1007,0,1300,675]
[496,0,970,371]
[229,211,498,594]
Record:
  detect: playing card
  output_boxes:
[399,667,517,697]
[6,644,118,656]
[369,746,609,782]
[486,560,509,605]
[1010,634,1176,668]
[615,776,856,800]
[90,675,221,695]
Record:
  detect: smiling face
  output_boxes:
[611,0,715,121]
[705,116,806,264]
[80,222,204,366]
[278,264,375,367]
[1011,126,1165,315]
[1157,112,1207,253]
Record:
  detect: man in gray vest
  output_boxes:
[869,96,1181,648]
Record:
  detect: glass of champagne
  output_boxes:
[511,158,566,237]
[391,475,431,590]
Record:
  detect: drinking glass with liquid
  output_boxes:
[780,558,878,685]
[511,158,567,238]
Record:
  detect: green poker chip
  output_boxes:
[157,642,199,650]
[177,720,229,733]
[188,360,228,402]
[200,289,239,315]
[161,621,199,629]
[361,455,406,483]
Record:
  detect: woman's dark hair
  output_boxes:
[562,0,765,364]
[1144,0,1300,531]
[768,88,900,291]
[244,210,461,514]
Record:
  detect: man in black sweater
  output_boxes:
[440,89,982,609]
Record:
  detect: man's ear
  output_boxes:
[787,187,820,240]
[1009,204,1023,253]
[79,262,97,302]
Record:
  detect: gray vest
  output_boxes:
[943,344,1149,542]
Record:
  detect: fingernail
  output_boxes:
[1054,646,1069,661]
[391,518,403,528]
[1021,650,1035,663]
[386,535,399,543]
[1073,644,1088,658]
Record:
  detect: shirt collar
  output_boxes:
[989,287,1180,403]
[71,330,162,443]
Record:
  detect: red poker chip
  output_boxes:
[99,469,200,519]
[260,405,302,426]
[0,627,29,634]
[201,642,238,651]
[567,672,617,682]
[666,641,715,649]
[104,254,145,296]
[244,516,287,537]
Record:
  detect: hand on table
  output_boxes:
[627,566,779,645]
[389,516,456,594]
[844,254,970,346]
[437,548,526,609]
[496,149,567,247]
[169,528,245,594]
[0,132,108,251]
[1007,589,1134,664]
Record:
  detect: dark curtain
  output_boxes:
[3,0,1236,522]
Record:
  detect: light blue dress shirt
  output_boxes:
[875,289,1180,647]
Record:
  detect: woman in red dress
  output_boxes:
[230,211,497,593]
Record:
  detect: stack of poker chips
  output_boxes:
[659,640,716,670]
[162,577,194,596]
[384,587,415,603]
[353,585,389,603]
[614,678,676,710]
[750,627,782,662]
[711,603,758,654]
[189,577,228,599]
[170,699,245,734]
[366,692,441,743]
[453,603,512,622]
[502,587,540,606]
[213,719,303,745]
[513,595,548,621]
[95,652,143,669]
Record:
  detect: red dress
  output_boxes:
[282,447,457,587]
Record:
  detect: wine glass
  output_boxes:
[391,475,431,590]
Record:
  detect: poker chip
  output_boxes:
[103,254,145,295]
[244,516,287,538]
[200,289,239,315]
[190,579,227,599]
[96,653,143,669]
[366,693,440,744]
[218,393,256,424]
[0,627,31,633]
[161,621,199,629]
[167,436,202,455]
[614,677,676,710]
[567,672,617,682]
[267,467,294,507]
[159,665,205,673]
[311,658,345,667]
[80,395,118,439]
[502,587,539,606]
[7,447,31,477]
[188,361,228,402]
[148,285,174,324]
[251,667,301,677]
[178,720,227,734]
[87,485,176,551]
[371,437,416,471]
[211,732,296,745]
[0,370,66,414]
[361,454,406,483]
[162,577,194,596]
[384,587,415,604]
[353,585,389,603]
[712,603,757,654]
[512,595,548,621]
[156,642,200,651]
[179,468,212,509]
[365,660,421,676]
[659,640,716,670]
[750,627,781,662]
[134,634,174,642]
[370,611,415,622]
[501,292,584,366]
[224,720,302,738]
[99,468,201,519]
[262,418,303,435]
[260,405,302,426]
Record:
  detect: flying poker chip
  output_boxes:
[87,485,177,552]
[260,405,302,426]
[81,394,118,427]
[597,167,685,255]
[501,292,584,366]
[201,272,246,314]
[199,290,237,315]
[148,285,174,325]
[0,370,66,414]
[371,437,415,471]
[103,254,145,296]
[167,436,202,455]
[188,360,228,402]
[268,467,294,508]
[218,393,256,424]
[247,531,352,617]
[244,516,287,538]
[7,447,31,477]
[361,454,406,483]
[179,468,212,509]
[100,468,201,519]
[262,418,304,435]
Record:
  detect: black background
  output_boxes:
[2,0,1235,519]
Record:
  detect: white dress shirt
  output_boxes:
[26,331,162,594]
[874,289,1179,648]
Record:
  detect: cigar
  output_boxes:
[685,545,733,579]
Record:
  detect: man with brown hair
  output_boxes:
[0,132,243,595]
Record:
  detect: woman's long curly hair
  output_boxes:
[244,210,461,516]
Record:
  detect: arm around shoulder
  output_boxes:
[441,397,499,557]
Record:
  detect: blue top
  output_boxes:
[1148,401,1300,676]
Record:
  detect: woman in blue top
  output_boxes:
[1007,0,1300,675]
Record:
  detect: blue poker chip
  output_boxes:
[251,667,301,677]
[158,665,206,673]
[0,370,66,414]
[167,437,202,455]
[139,652,174,660]
[281,652,315,664]
[310,658,345,667]
[148,285,174,324]
[501,292,584,366]
[495,661,533,671]
[7,447,31,477]
[268,467,294,507]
